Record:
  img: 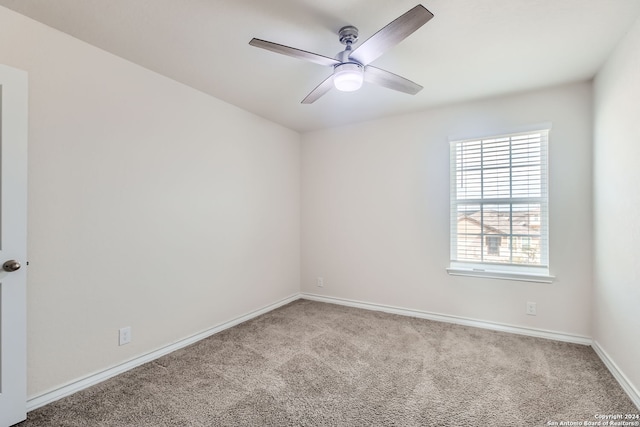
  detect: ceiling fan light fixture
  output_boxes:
[333,63,364,92]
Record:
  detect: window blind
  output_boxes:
[450,129,549,274]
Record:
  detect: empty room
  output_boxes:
[0,1,639,426]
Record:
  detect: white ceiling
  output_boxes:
[2,0,639,132]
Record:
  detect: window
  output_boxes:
[486,236,502,256]
[447,127,553,283]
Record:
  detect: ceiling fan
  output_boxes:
[249,4,434,104]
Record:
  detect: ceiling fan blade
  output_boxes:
[249,38,340,67]
[301,74,335,104]
[364,66,423,95]
[349,5,434,66]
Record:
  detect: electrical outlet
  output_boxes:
[119,326,132,346]
[526,302,537,316]
[317,277,324,287]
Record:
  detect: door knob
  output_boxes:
[2,260,21,272]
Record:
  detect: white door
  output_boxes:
[0,64,28,427]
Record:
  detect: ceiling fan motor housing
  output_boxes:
[334,27,364,92]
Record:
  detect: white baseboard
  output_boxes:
[300,293,593,345]
[27,292,639,413]
[26,293,301,412]
[592,340,640,410]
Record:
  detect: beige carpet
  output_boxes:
[18,300,638,426]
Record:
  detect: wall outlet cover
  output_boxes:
[526,302,537,316]
[119,326,132,346]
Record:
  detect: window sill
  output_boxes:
[446,267,555,283]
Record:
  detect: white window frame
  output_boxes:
[447,125,554,283]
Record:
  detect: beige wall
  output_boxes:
[301,82,593,337]
[0,7,300,397]
[593,16,640,395]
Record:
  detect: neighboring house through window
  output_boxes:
[447,126,553,282]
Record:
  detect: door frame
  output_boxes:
[0,63,28,427]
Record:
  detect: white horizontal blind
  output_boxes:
[450,129,549,272]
